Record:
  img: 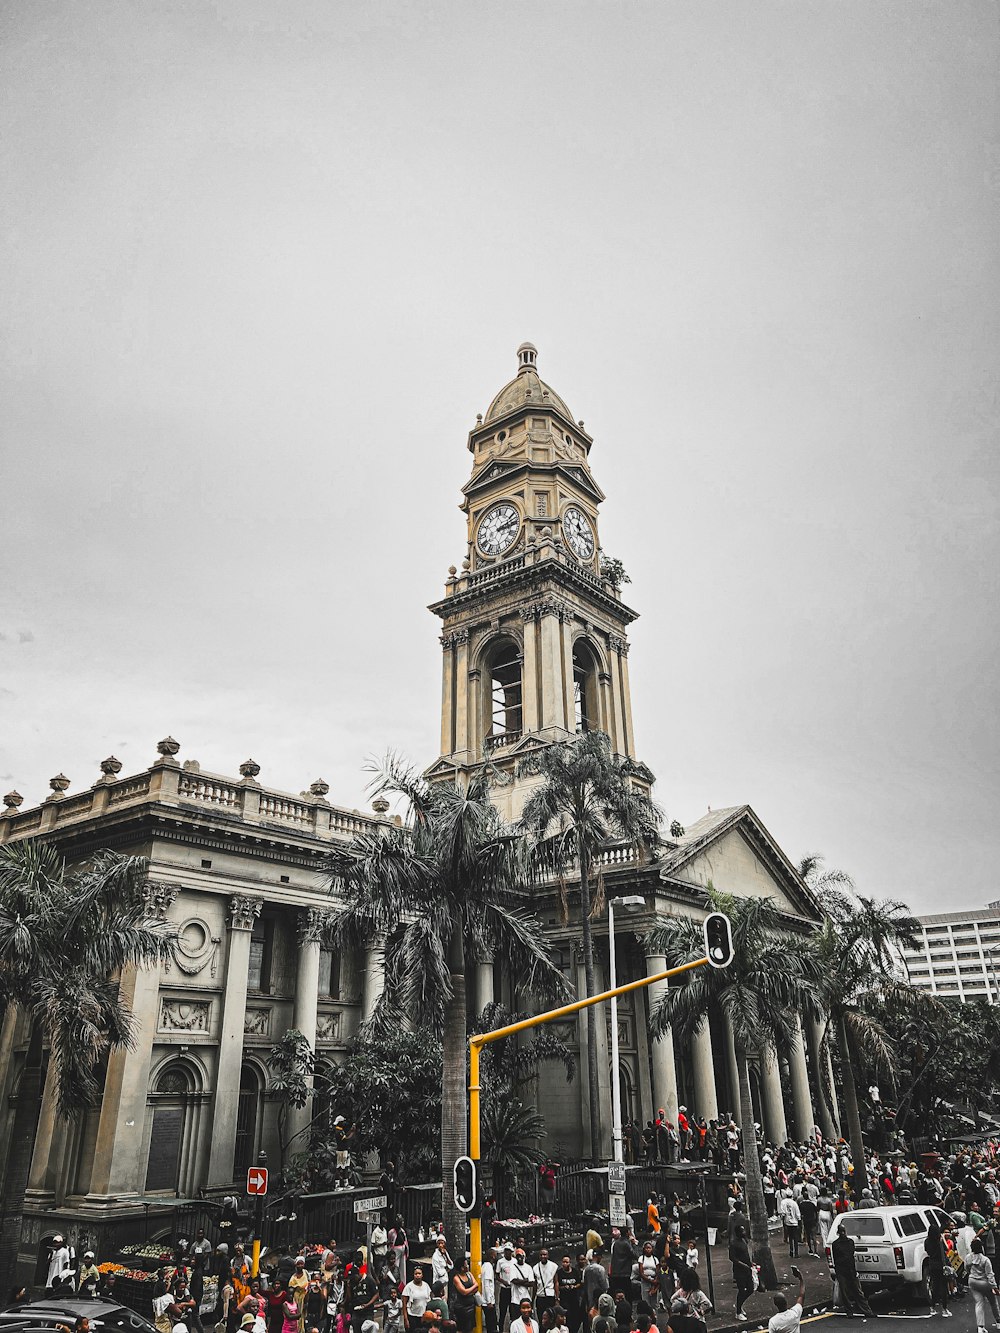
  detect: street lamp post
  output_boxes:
[609,895,645,1164]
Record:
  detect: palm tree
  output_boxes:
[482,1098,546,1218]
[325,756,568,1249]
[0,840,175,1289]
[804,862,918,1179]
[518,731,661,1161]
[647,890,821,1290]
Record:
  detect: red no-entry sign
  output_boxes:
[247,1166,269,1195]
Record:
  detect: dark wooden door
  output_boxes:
[145,1106,183,1192]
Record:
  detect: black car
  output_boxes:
[1,1301,157,1333]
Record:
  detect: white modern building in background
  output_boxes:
[901,902,1000,1002]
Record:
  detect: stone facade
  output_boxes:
[0,344,841,1260]
[0,743,388,1256]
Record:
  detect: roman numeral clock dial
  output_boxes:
[477,502,520,557]
[563,505,595,560]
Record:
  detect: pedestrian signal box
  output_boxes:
[703,912,734,968]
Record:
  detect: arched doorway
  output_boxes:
[234,1064,262,1178]
[144,1059,207,1195]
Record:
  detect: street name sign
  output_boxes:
[354,1194,387,1214]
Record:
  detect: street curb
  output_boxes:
[710,1303,832,1333]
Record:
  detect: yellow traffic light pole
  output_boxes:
[468,954,711,1306]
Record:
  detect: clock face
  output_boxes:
[563,506,596,560]
[477,502,520,557]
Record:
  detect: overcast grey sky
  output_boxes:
[2,1,997,914]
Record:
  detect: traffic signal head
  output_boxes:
[703,912,734,968]
[453,1155,477,1212]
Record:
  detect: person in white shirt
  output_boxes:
[497,1244,518,1332]
[533,1249,557,1320]
[431,1238,454,1289]
[685,1240,700,1269]
[509,1299,537,1333]
[402,1267,431,1331]
[510,1251,535,1308]
[480,1248,498,1333]
[778,1192,801,1259]
[767,1267,804,1333]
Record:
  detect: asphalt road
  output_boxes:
[797,1291,979,1333]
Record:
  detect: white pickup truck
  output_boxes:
[825,1204,958,1303]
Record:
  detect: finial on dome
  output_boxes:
[516,342,538,375]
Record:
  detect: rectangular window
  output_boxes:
[318,948,341,1000]
[247,918,273,993]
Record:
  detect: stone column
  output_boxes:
[724,1017,741,1121]
[288,909,324,1146]
[560,615,576,733]
[574,947,594,1158]
[440,635,456,755]
[453,631,470,755]
[808,1017,840,1140]
[787,1016,815,1142]
[520,610,539,733]
[618,642,636,758]
[361,944,385,1022]
[690,1022,719,1123]
[759,1045,788,1147]
[538,603,566,730]
[607,638,628,755]
[207,894,261,1186]
[643,945,679,1122]
[593,956,611,1160]
[25,1063,68,1203]
[476,953,495,1013]
[85,884,176,1202]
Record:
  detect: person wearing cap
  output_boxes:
[496,1245,517,1333]
[78,1253,100,1299]
[46,1236,74,1291]
[510,1251,534,1311]
[431,1238,454,1290]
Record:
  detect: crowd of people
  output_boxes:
[12,1126,1000,1333]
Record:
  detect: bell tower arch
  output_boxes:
[428,345,654,817]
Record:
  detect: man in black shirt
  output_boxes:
[350,1270,379,1333]
[610,1232,638,1297]
[555,1256,584,1333]
[831,1232,876,1319]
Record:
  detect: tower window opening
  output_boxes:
[486,639,523,746]
[573,640,599,734]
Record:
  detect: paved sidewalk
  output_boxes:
[703,1246,832,1333]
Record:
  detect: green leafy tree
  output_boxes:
[474,1000,575,1102]
[325,757,567,1249]
[598,555,631,591]
[647,890,821,1289]
[266,1028,314,1172]
[519,731,661,1160]
[0,840,175,1289]
[318,1030,443,1186]
[803,858,919,1173]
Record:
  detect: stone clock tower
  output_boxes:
[427,344,654,818]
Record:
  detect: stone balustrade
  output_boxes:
[0,741,391,845]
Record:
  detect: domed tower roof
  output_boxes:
[483,343,574,425]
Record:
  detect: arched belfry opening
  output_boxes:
[573,639,601,734]
[485,637,522,749]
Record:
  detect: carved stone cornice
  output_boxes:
[537,599,567,621]
[229,894,262,932]
[608,634,628,655]
[519,604,538,622]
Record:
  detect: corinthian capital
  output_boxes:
[298,907,330,946]
[229,894,262,932]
